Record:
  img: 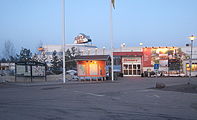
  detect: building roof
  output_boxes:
[74,55,110,61]
[16,61,46,66]
[183,59,197,61]
[113,52,143,57]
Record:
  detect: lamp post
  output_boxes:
[139,43,143,51]
[188,35,196,84]
[109,0,114,81]
[61,0,66,83]
[95,48,98,55]
[103,47,105,55]
[88,49,90,55]
[121,43,126,52]
[81,50,84,55]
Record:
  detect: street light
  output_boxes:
[139,42,143,46]
[121,43,126,48]
[188,35,196,84]
[139,43,143,52]
[88,49,90,55]
[81,50,84,55]
[61,0,66,83]
[103,46,105,55]
[121,43,126,52]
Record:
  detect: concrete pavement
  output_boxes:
[0,77,197,120]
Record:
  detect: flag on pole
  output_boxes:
[111,0,115,9]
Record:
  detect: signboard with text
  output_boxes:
[143,48,152,67]
[154,64,159,69]
[122,57,141,64]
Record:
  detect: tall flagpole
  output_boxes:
[109,0,114,81]
[61,0,66,83]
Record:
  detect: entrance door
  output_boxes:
[123,64,141,76]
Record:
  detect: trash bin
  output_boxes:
[119,73,123,77]
[114,72,118,80]
[144,71,148,77]
[141,73,144,77]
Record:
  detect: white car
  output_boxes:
[163,73,186,77]
[65,70,79,80]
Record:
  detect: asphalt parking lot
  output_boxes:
[0,77,197,120]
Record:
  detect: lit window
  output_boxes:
[186,63,197,71]
[186,63,190,71]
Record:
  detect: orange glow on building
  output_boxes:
[75,55,110,78]
[77,60,106,77]
[38,47,44,51]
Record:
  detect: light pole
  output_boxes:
[109,0,114,82]
[95,48,98,55]
[88,49,90,55]
[139,42,143,51]
[81,50,84,55]
[103,46,105,55]
[61,0,66,83]
[188,35,196,84]
[121,43,126,52]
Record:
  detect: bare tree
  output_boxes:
[3,40,15,60]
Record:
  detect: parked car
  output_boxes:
[142,71,156,77]
[163,73,186,77]
[65,70,79,80]
[0,73,5,76]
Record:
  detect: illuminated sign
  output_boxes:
[143,47,179,67]
[122,57,141,63]
[143,48,152,67]
[124,59,137,62]
[74,33,92,44]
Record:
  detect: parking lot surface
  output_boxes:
[0,77,197,120]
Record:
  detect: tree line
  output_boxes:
[0,40,81,74]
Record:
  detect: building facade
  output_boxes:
[38,43,197,77]
[113,46,197,77]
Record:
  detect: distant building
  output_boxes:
[0,63,15,71]
[37,44,97,64]
[38,42,197,77]
[113,46,197,77]
[0,62,15,76]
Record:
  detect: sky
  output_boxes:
[0,0,197,56]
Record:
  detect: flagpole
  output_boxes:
[109,0,114,82]
[61,0,66,83]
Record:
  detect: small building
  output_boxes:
[113,52,143,76]
[75,55,110,81]
[182,59,197,77]
[0,63,15,71]
[0,62,15,76]
[15,61,47,82]
[113,47,186,77]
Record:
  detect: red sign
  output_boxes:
[143,48,152,67]
[123,59,137,62]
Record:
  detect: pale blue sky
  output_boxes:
[0,0,197,56]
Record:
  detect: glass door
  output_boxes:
[137,64,141,75]
[123,64,129,75]
[123,64,141,76]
